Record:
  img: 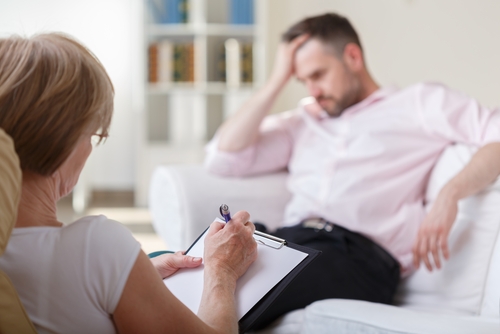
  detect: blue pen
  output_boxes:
[219,204,231,223]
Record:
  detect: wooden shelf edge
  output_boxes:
[147,82,254,94]
[148,23,255,37]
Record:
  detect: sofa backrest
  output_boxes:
[480,217,500,317]
[0,129,37,333]
[396,144,500,318]
[150,165,291,250]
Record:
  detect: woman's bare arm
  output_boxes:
[113,211,257,334]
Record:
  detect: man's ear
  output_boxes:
[342,43,364,72]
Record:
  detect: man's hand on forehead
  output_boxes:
[269,34,310,86]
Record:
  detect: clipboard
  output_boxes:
[163,218,321,333]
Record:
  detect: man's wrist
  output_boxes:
[267,72,290,91]
[440,181,464,203]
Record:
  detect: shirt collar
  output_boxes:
[298,86,399,120]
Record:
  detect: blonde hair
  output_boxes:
[0,33,114,176]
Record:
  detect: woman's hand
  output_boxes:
[203,211,258,282]
[150,251,202,279]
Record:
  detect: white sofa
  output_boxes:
[149,145,500,333]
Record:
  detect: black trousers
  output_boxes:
[250,222,401,330]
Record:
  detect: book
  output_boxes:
[148,0,167,24]
[158,40,173,83]
[186,43,194,82]
[225,38,241,88]
[241,43,253,83]
[149,41,194,84]
[179,0,189,23]
[170,42,194,82]
[229,0,254,25]
[225,39,253,87]
[215,44,226,82]
[173,44,183,81]
[148,43,159,83]
[149,0,189,24]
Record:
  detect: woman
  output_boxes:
[0,33,257,333]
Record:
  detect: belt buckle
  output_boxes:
[303,218,333,232]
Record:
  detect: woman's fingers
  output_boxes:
[177,254,203,268]
[228,210,250,225]
[170,251,202,268]
[206,220,225,237]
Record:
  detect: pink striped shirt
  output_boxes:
[204,82,500,273]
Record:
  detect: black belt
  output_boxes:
[301,218,336,232]
[300,218,400,269]
[301,218,357,235]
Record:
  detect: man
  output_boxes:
[204,13,500,328]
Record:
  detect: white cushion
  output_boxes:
[301,299,500,334]
[150,165,291,250]
[395,145,500,316]
[149,165,186,251]
[480,221,500,317]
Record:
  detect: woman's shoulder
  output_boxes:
[68,214,129,233]
[63,215,139,250]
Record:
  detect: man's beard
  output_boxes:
[317,76,363,118]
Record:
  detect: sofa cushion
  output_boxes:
[0,129,36,333]
[301,299,499,334]
[480,222,500,317]
[150,165,291,250]
[395,145,500,316]
[0,129,21,255]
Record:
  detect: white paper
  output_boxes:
[164,218,309,318]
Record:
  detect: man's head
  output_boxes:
[283,13,376,117]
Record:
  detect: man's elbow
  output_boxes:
[203,156,242,177]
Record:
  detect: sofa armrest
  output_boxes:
[302,299,500,334]
[149,164,291,250]
[398,144,500,317]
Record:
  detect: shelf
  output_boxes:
[206,24,255,36]
[146,141,207,150]
[148,82,196,94]
[147,82,254,95]
[148,23,255,37]
[137,0,263,206]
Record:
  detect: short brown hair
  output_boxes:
[0,33,114,176]
[282,13,362,56]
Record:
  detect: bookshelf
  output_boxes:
[136,0,266,206]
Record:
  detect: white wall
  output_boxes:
[0,0,142,190]
[265,0,500,114]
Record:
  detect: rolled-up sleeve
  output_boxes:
[417,82,500,146]
[204,110,302,177]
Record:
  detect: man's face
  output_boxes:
[294,39,362,117]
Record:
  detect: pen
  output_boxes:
[219,204,231,223]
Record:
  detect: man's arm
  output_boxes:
[217,35,309,152]
[413,142,500,271]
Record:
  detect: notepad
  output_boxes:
[163,218,311,320]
